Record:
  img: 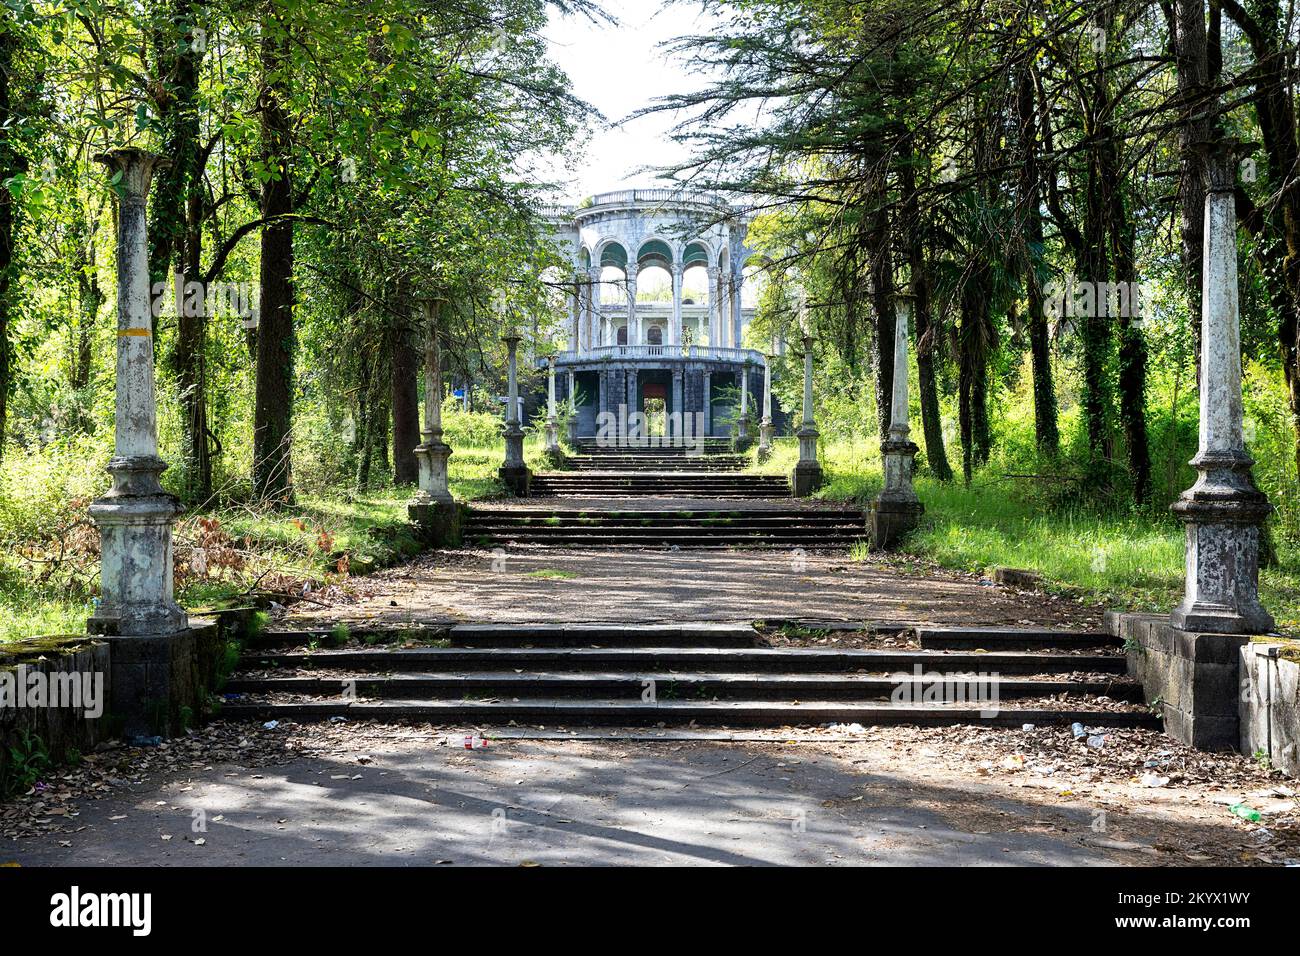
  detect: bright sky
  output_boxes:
[541,0,718,200]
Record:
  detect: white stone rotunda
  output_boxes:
[541,189,769,440]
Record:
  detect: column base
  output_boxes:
[791,460,822,498]
[88,492,187,637]
[1170,467,1274,635]
[408,499,463,548]
[499,464,532,497]
[869,497,925,550]
[104,621,219,739]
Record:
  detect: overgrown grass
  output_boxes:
[792,439,1300,636]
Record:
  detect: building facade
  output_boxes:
[541,189,774,439]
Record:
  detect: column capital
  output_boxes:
[95,148,171,203]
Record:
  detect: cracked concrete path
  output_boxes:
[290,547,1100,629]
[7,737,1198,867]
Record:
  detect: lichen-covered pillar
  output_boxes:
[731,271,744,347]
[758,354,775,460]
[625,264,639,345]
[566,369,578,442]
[1171,144,1273,634]
[671,263,684,348]
[702,370,713,437]
[569,275,582,351]
[706,265,720,345]
[734,364,752,451]
[871,297,924,547]
[586,267,601,349]
[791,336,822,496]
[544,356,562,458]
[498,333,530,495]
[410,300,459,544]
[88,149,186,639]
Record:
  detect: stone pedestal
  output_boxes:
[1108,611,1248,750]
[1168,144,1273,634]
[499,334,531,495]
[870,297,924,548]
[89,148,187,640]
[408,500,462,548]
[790,337,821,497]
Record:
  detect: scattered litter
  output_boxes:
[1140,773,1170,788]
[1071,722,1087,741]
[1230,803,1263,823]
[1022,724,1036,731]
[1086,735,1107,750]
[825,722,867,734]
[447,733,489,750]
[262,721,280,730]
[129,736,163,747]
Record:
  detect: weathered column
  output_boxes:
[544,355,562,460]
[566,369,578,442]
[89,148,187,640]
[570,275,582,351]
[871,296,924,547]
[498,333,530,495]
[758,353,775,460]
[734,364,752,451]
[791,335,822,496]
[702,370,713,437]
[731,270,745,347]
[671,263,684,348]
[587,266,601,349]
[1170,144,1273,635]
[410,300,459,544]
[625,264,639,345]
[706,265,720,345]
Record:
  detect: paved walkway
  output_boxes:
[295,547,1099,629]
[9,734,1256,867]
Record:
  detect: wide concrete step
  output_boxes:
[463,515,862,527]
[224,671,1143,702]
[917,627,1121,651]
[467,508,856,519]
[465,535,863,549]
[242,646,1130,676]
[219,697,1160,728]
[449,622,760,647]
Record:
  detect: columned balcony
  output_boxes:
[552,344,766,366]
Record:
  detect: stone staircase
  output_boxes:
[462,506,867,549]
[220,622,1158,730]
[534,443,789,497]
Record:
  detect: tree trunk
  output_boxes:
[253,21,295,503]
[897,140,952,480]
[1016,65,1060,457]
[389,283,420,485]
[0,25,16,463]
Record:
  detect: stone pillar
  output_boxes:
[734,364,752,451]
[791,335,822,496]
[671,263,684,348]
[498,333,530,495]
[410,300,459,545]
[570,276,582,351]
[566,369,578,442]
[625,264,639,345]
[758,354,775,461]
[671,368,684,443]
[88,148,186,640]
[587,267,601,349]
[702,370,713,437]
[871,297,924,547]
[731,270,744,347]
[706,265,720,345]
[1170,144,1273,635]
[544,356,562,460]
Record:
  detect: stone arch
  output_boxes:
[596,239,629,271]
[636,238,674,271]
